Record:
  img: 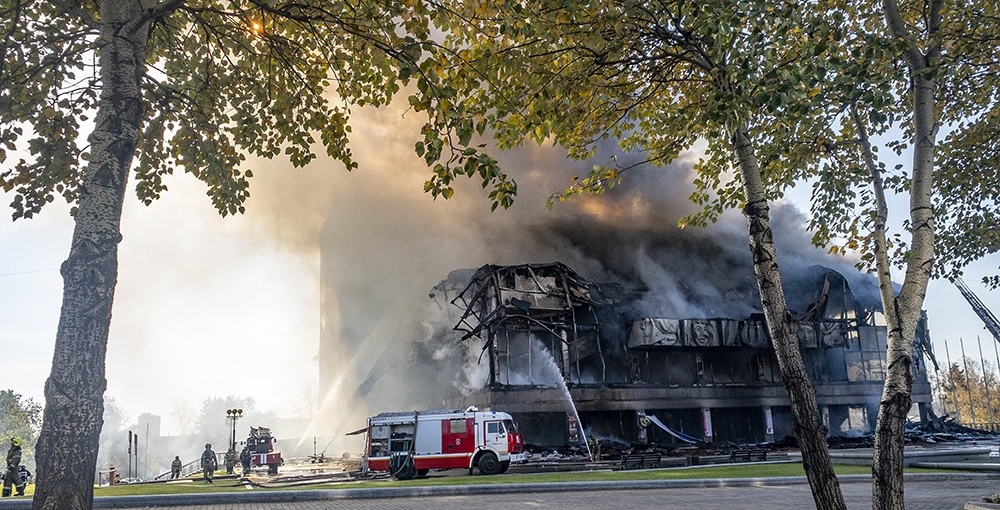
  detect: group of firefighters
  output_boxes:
[170,443,255,483]
[2,435,258,496]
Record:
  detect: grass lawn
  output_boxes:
[81,463,957,497]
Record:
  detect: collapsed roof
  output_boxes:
[432,262,936,387]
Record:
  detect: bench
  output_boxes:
[620,452,662,470]
[729,448,768,463]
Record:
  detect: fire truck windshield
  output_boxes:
[503,419,518,433]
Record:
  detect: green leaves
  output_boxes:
[415,0,848,218]
[5,0,997,285]
[1,0,442,218]
[798,0,1000,281]
[412,0,999,285]
[936,101,1000,283]
[0,1,95,219]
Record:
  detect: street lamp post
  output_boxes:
[226,409,243,452]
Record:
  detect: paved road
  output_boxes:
[3,474,998,510]
[297,480,993,510]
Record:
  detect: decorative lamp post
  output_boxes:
[226,408,243,452]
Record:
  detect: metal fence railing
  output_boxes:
[151,457,211,481]
[953,422,1000,433]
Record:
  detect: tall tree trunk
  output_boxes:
[872,2,939,508]
[853,102,908,509]
[32,2,150,509]
[732,125,847,510]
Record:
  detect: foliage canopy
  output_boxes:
[0,0,515,217]
[412,0,1000,282]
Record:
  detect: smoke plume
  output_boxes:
[236,100,868,453]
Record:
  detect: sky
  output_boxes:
[0,177,322,434]
[2,101,999,437]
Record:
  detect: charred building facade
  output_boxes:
[434,262,935,447]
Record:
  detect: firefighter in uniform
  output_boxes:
[16,466,30,487]
[240,445,252,476]
[588,435,601,461]
[2,437,25,497]
[224,448,238,474]
[200,443,217,483]
[170,456,182,479]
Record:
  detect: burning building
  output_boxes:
[431,262,935,446]
[311,147,937,451]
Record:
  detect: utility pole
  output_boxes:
[978,336,996,429]
[127,430,132,481]
[961,339,977,426]
[134,434,139,481]
[945,342,962,422]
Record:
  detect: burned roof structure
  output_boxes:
[436,262,935,447]
[447,263,630,387]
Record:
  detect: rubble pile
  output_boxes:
[905,413,998,444]
[769,413,999,450]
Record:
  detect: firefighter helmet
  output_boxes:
[10,437,21,447]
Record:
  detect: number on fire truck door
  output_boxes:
[443,418,474,454]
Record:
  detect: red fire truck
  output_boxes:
[365,407,525,479]
[245,426,283,475]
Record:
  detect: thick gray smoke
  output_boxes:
[240,101,867,453]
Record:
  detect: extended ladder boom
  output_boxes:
[954,279,1000,344]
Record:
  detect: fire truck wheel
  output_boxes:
[499,461,510,473]
[267,463,279,475]
[477,452,501,475]
[416,469,429,477]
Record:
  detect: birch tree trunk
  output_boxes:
[871,1,938,508]
[732,125,847,510]
[32,1,151,509]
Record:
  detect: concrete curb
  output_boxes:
[965,504,1000,510]
[2,472,1000,509]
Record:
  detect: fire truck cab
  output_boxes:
[365,407,525,479]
